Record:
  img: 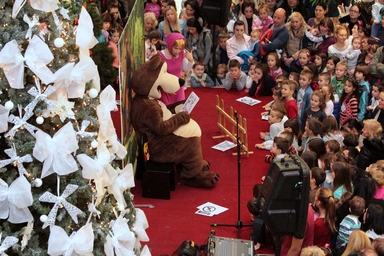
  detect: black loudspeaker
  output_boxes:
[255,155,310,239]
[201,0,230,27]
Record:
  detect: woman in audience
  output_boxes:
[339,4,366,35]
[281,12,309,72]
[307,3,328,28]
[226,20,250,66]
[237,0,261,35]
[328,25,352,61]
[179,0,203,24]
[315,17,335,55]
[158,6,186,47]
[185,18,212,70]
[144,12,158,39]
[356,119,384,172]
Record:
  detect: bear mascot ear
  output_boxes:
[131,54,163,96]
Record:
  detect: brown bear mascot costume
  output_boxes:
[130,54,219,188]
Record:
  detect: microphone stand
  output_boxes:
[210,111,251,238]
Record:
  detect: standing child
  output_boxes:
[314,52,328,74]
[292,49,311,74]
[336,196,366,252]
[215,31,230,65]
[354,64,370,121]
[318,72,331,89]
[224,59,247,91]
[346,37,362,77]
[248,30,261,61]
[108,28,120,91]
[339,78,359,128]
[302,90,327,132]
[281,80,298,119]
[289,72,300,85]
[325,56,340,78]
[258,5,273,35]
[367,83,383,112]
[145,30,160,61]
[300,117,322,152]
[190,61,215,88]
[215,64,228,87]
[330,61,348,121]
[297,69,314,131]
[371,0,384,38]
[304,63,320,90]
[255,109,285,149]
[321,85,335,116]
[313,187,337,247]
[248,62,276,96]
[269,136,290,159]
[99,13,112,42]
[267,52,283,81]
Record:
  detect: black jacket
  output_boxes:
[356,137,384,172]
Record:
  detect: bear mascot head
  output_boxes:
[130,54,219,188]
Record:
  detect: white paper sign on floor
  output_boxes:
[211,140,236,152]
[236,96,261,106]
[195,202,228,217]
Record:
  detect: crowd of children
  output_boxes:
[142,0,384,254]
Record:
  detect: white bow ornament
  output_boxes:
[76,7,99,52]
[20,221,34,251]
[23,14,39,40]
[0,145,33,177]
[97,86,118,143]
[0,36,54,89]
[47,223,94,256]
[12,0,58,18]
[0,233,18,256]
[0,176,33,224]
[0,105,9,133]
[33,122,79,178]
[77,143,117,204]
[104,211,135,256]
[53,93,75,122]
[107,164,135,211]
[24,77,57,118]
[39,184,84,229]
[76,120,97,140]
[133,208,149,244]
[5,105,39,138]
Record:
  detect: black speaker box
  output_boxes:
[256,155,310,239]
[201,0,230,27]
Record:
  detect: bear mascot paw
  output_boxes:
[130,54,219,188]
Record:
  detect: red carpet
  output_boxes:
[131,88,275,255]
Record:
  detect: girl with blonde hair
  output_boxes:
[158,6,186,47]
[328,25,351,61]
[144,12,158,38]
[341,230,371,256]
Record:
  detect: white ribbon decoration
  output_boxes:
[0,145,33,177]
[59,7,70,20]
[132,208,149,244]
[12,0,58,18]
[104,211,135,256]
[76,120,97,140]
[47,223,94,256]
[24,78,57,118]
[20,221,33,251]
[0,176,33,224]
[0,36,54,89]
[76,7,99,53]
[23,14,39,40]
[0,105,9,133]
[0,233,18,256]
[107,164,135,211]
[87,195,101,222]
[52,56,100,99]
[39,184,84,229]
[140,245,151,256]
[33,122,79,179]
[5,105,38,138]
[52,93,75,122]
[97,85,118,143]
[77,143,118,205]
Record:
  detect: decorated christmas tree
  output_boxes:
[0,1,149,255]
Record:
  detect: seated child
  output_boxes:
[145,29,161,62]
[190,61,215,88]
[215,64,228,87]
[224,59,247,91]
[215,31,230,65]
[265,131,297,163]
[255,108,285,149]
[336,196,366,253]
[269,136,291,160]
[246,60,258,93]
[248,29,261,62]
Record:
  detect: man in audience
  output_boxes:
[260,8,289,60]
[366,90,384,130]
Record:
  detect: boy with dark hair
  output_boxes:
[190,61,215,88]
[309,167,326,205]
[224,59,247,91]
[336,196,366,252]
[296,69,314,130]
[355,64,371,121]
[215,31,230,65]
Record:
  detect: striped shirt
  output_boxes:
[336,214,361,249]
